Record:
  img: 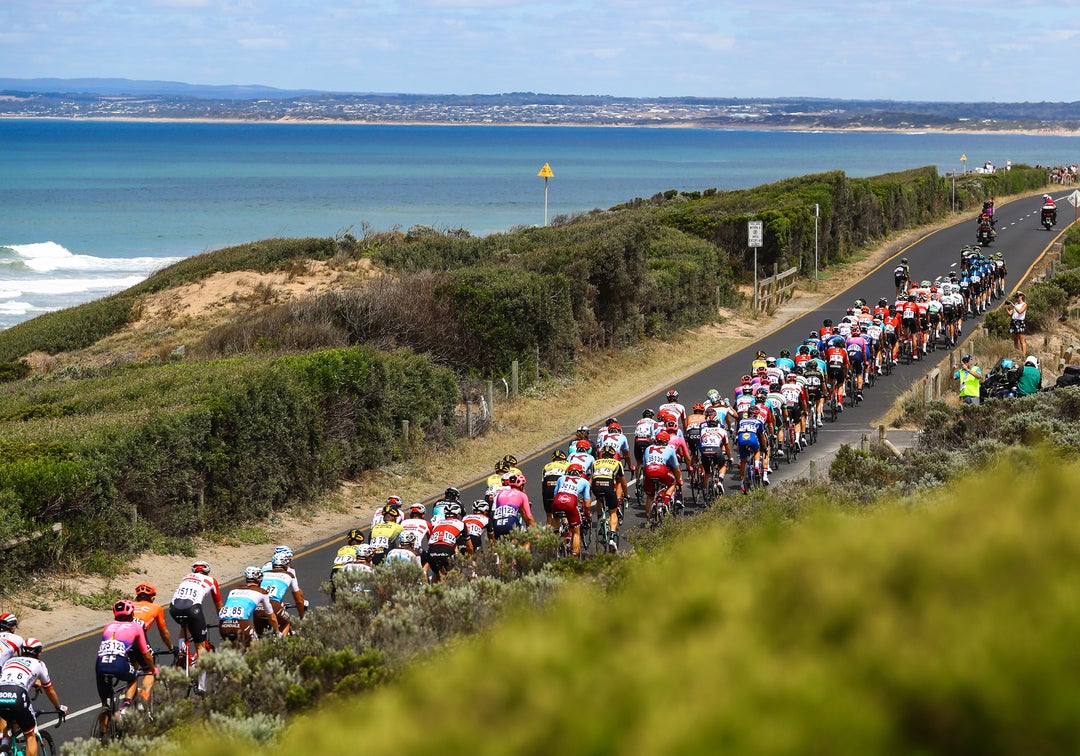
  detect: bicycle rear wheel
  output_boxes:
[37,730,56,756]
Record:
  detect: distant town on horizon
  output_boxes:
[2,78,1079,131]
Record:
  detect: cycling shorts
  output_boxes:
[737,435,760,459]
[169,599,210,644]
[552,491,583,528]
[700,449,725,475]
[593,486,620,514]
[0,685,35,734]
[786,404,803,422]
[541,478,559,515]
[492,508,523,537]
[219,618,258,647]
[633,439,650,465]
[95,657,137,707]
[642,463,675,496]
[426,544,456,574]
[827,366,846,382]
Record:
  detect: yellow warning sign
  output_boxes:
[537,163,554,178]
[960,154,967,161]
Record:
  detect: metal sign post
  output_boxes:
[537,163,554,226]
[814,204,820,282]
[748,220,763,310]
[1069,189,1080,221]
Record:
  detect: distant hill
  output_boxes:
[0,77,322,99]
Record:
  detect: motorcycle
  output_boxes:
[976,222,995,247]
[1042,206,1056,230]
[980,358,1021,400]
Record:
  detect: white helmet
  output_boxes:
[1025,356,1039,368]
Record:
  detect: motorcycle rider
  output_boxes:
[1042,194,1057,226]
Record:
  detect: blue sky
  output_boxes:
[1,0,1076,101]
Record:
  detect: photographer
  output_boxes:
[1005,293,1027,355]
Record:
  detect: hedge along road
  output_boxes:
[42,191,1069,749]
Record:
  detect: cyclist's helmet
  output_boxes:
[355,543,376,560]
[704,407,718,420]
[705,418,720,427]
[599,444,618,459]
[576,425,589,436]
[502,473,525,489]
[756,366,768,376]
[383,504,401,519]
[408,503,426,519]
[809,330,819,339]
[0,613,18,631]
[244,566,264,582]
[823,318,833,328]
[921,280,931,288]
[494,459,510,474]
[666,389,679,401]
[655,430,671,445]
[740,374,752,385]
[113,599,135,620]
[608,421,621,432]
[797,345,809,355]
[605,416,619,426]
[779,349,791,358]
[502,454,519,467]
[398,531,419,548]
[756,350,767,359]
[769,382,782,392]
[273,545,294,562]
[642,408,655,419]
[443,502,465,519]
[665,419,678,432]
[346,528,365,544]
[765,357,777,367]
[575,439,592,452]
[846,307,855,316]
[851,326,861,335]
[706,388,721,404]
[833,336,846,348]
[386,494,402,508]
[692,402,705,413]
[786,372,797,382]
[191,561,211,575]
[135,582,157,599]
[21,638,43,657]
[901,257,908,264]
[444,487,460,501]
[271,552,291,569]
[566,463,585,476]
[471,500,490,516]
[878,297,889,307]
[551,448,568,462]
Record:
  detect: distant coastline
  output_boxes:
[4,114,1080,138]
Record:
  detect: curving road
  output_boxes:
[43,190,1071,748]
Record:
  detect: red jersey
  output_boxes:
[429,518,467,549]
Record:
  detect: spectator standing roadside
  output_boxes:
[1006,292,1027,355]
[955,354,983,405]
[1017,356,1043,396]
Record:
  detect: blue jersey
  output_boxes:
[736,415,765,448]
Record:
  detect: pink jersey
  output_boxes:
[97,621,150,662]
[668,433,690,461]
[493,487,534,523]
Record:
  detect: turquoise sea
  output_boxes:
[2,119,1079,329]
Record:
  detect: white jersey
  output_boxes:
[0,633,24,666]
[171,572,219,605]
[634,418,658,440]
[698,425,728,451]
[383,549,424,569]
[400,517,432,549]
[0,655,52,692]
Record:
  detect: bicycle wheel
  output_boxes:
[579,517,592,555]
[91,710,115,743]
[37,730,56,756]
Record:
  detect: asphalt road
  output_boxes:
[42,190,1070,748]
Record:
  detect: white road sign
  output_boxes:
[748,220,763,248]
[1067,190,1080,208]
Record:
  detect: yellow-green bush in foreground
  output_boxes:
[245,456,1080,753]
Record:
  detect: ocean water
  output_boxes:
[2,119,1079,330]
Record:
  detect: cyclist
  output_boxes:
[430,486,462,526]
[685,402,707,481]
[371,495,405,528]
[168,561,222,679]
[597,420,632,470]
[331,528,366,579]
[463,500,492,553]
[501,454,525,482]
[567,425,591,456]
[95,600,154,727]
[260,552,306,636]
[0,639,67,756]
[400,504,432,551]
[780,372,809,449]
[698,416,731,498]
[894,258,911,298]
[591,444,628,551]
[485,459,510,491]
[541,450,570,528]
[632,409,659,484]
[552,462,592,558]
[130,583,172,703]
[657,389,687,435]
[641,430,682,523]
[491,473,536,538]
[752,391,776,480]
[735,409,768,494]
[567,439,596,478]
[428,502,470,582]
[825,335,850,409]
[370,503,405,564]
[219,567,278,647]
[846,326,869,403]
[0,615,22,668]
[383,531,428,582]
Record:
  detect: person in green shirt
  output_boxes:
[954,354,983,405]
[1017,355,1042,397]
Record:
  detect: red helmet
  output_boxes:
[608,422,621,432]
[666,389,678,400]
[502,473,525,490]
[567,463,585,476]
[740,375,752,385]
[575,439,591,452]
[656,430,671,444]
[665,419,678,431]
[113,599,135,619]
[692,402,705,413]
